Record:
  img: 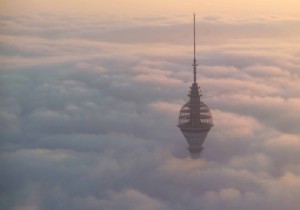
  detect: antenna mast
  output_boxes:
[192,13,198,84]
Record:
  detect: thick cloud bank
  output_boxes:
[1,14,300,210]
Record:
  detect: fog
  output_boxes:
[1,14,300,210]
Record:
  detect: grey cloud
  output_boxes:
[1,13,300,210]
[1,14,300,45]
[209,95,300,134]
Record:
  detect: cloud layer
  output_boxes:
[1,14,300,210]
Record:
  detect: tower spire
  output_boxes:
[193,13,198,84]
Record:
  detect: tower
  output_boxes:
[178,14,213,153]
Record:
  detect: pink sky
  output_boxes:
[1,0,300,16]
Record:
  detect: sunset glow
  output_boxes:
[1,0,300,16]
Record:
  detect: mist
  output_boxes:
[1,14,300,210]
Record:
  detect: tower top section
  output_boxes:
[192,13,198,84]
[178,14,213,154]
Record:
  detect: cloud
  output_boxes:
[1,13,300,210]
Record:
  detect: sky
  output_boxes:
[1,0,300,16]
[1,1,300,210]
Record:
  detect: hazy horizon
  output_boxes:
[2,0,300,17]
